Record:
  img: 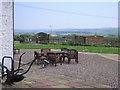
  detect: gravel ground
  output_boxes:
[14,49,118,88]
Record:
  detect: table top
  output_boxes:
[47,51,67,54]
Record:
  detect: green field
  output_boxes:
[14,43,118,54]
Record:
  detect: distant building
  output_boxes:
[19,35,35,43]
[36,32,49,44]
[74,35,105,45]
[23,37,35,43]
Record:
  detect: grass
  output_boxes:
[14,43,118,54]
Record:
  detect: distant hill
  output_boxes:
[14,28,118,37]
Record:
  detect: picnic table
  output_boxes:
[46,51,68,66]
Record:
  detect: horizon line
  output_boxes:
[15,27,118,30]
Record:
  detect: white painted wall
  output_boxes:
[0,1,13,70]
[0,2,2,64]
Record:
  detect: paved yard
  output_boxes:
[1,49,118,88]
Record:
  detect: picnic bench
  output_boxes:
[34,48,78,67]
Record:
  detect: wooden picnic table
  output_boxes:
[46,51,68,66]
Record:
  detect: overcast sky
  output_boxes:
[14,2,118,30]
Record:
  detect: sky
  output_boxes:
[14,2,118,30]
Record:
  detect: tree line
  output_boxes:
[14,34,36,42]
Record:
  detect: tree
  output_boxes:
[14,34,21,41]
